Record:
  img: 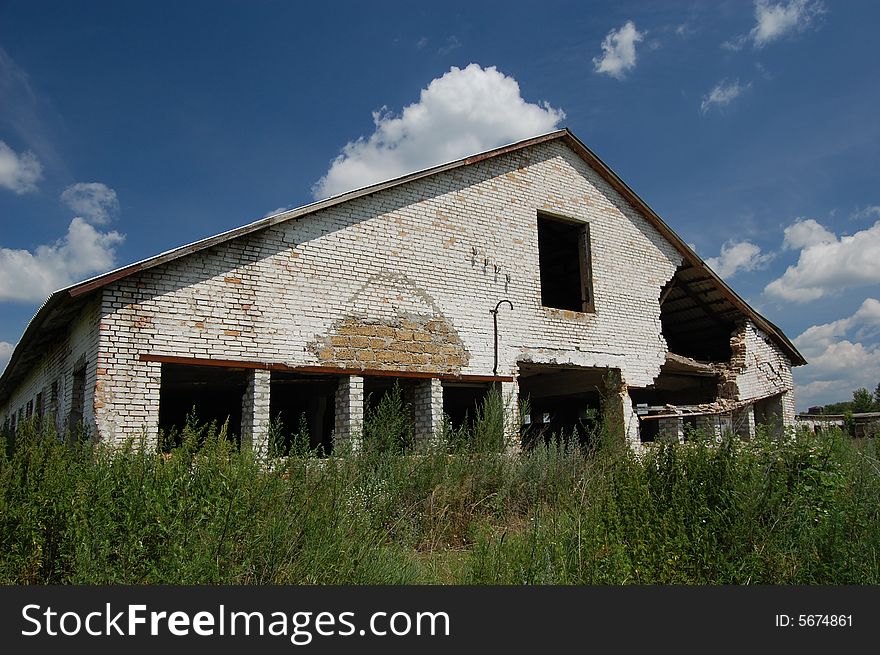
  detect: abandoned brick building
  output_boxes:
[0,129,805,453]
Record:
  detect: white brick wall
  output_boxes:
[3,140,797,445]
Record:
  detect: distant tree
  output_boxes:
[874,382,880,406]
[822,401,852,415]
[852,388,876,414]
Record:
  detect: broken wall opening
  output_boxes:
[754,393,784,437]
[517,364,609,448]
[158,363,247,446]
[442,381,491,432]
[631,352,722,443]
[659,264,740,363]
[269,371,336,455]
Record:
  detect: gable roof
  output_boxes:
[0,129,806,406]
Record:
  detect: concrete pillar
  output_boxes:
[781,390,796,433]
[499,378,521,453]
[734,405,756,440]
[620,390,641,451]
[413,377,443,447]
[334,375,364,454]
[241,369,270,458]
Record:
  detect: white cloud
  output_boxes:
[263,205,291,218]
[0,182,125,303]
[0,218,124,302]
[793,299,880,407]
[593,21,644,80]
[437,36,462,56]
[765,219,880,302]
[751,0,825,47]
[312,64,565,199]
[0,140,42,194]
[780,217,835,250]
[705,239,773,278]
[60,182,118,225]
[700,80,750,114]
[725,1,825,50]
[851,205,880,221]
[0,341,12,374]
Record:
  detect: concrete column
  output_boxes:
[413,378,443,448]
[333,375,364,454]
[241,369,270,458]
[620,390,641,451]
[734,405,756,440]
[780,390,796,433]
[499,378,521,453]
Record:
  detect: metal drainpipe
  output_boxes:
[490,299,514,377]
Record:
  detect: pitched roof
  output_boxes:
[0,128,806,406]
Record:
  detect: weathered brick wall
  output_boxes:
[733,321,795,403]
[1,297,100,436]
[82,140,795,444]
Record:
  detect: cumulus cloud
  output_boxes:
[700,80,750,114]
[705,239,773,278]
[793,298,880,407]
[0,183,125,303]
[781,217,835,250]
[725,0,825,50]
[0,218,124,302]
[0,140,42,194]
[60,182,118,225]
[313,64,565,199]
[0,341,12,374]
[764,219,880,302]
[593,21,644,79]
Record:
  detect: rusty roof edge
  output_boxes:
[559,130,806,367]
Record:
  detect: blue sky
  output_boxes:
[1,0,878,409]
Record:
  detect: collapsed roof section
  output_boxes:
[659,262,747,362]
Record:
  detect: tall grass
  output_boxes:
[1,401,878,584]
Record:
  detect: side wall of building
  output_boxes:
[1,297,101,436]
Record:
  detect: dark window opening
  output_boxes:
[518,364,608,448]
[35,392,44,420]
[25,400,33,419]
[537,214,594,312]
[442,382,491,431]
[158,363,248,448]
[269,372,337,456]
[69,365,86,430]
